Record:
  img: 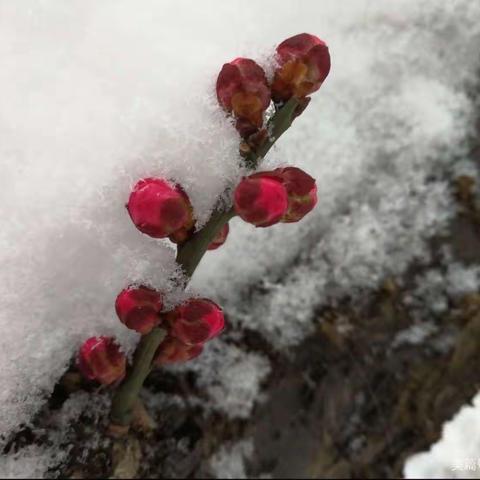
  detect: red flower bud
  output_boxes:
[234,174,288,227]
[154,335,203,365]
[216,58,271,132]
[115,286,163,334]
[274,167,318,222]
[77,336,126,385]
[168,298,225,345]
[235,118,261,139]
[127,178,194,239]
[168,225,195,245]
[272,33,330,102]
[208,223,229,250]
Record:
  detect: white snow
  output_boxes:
[209,439,253,479]
[401,258,480,479]
[405,393,480,479]
[179,340,271,419]
[1,0,480,476]
[0,392,109,479]
[404,261,480,320]
[0,445,68,480]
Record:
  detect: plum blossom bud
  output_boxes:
[168,225,195,245]
[167,298,225,346]
[235,118,261,139]
[216,58,271,133]
[127,178,194,239]
[208,223,229,250]
[115,286,163,334]
[154,336,203,365]
[274,167,318,222]
[77,336,126,385]
[272,33,330,102]
[234,174,288,227]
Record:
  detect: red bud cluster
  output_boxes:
[78,292,225,382]
[216,33,330,139]
[234,166,317,227]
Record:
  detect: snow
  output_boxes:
[403,261,480,320]
[401,258,480,478]
[209,440,253,479]
[0,446,68,480]
[392,322,438,348]
[0,392,109,479]
[179,340,271,419]
[405,393,480,479]
[1,0,480,476]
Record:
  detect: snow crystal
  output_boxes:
[1,0,480,476]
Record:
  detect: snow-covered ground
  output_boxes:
[1,0,480,477]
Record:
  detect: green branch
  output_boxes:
[245,97,300,168]
[176,207,236,279]
[110,327,166,426]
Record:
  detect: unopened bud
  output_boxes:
[234,174,288,227]
[208,223,229,250]
[272,33,330,102]
[167,298,225,345]
[154,335,204,365]
[115,286,163,334]
[274,166,318,222]
[77,336,126,385]
[217,58,271,136]
[127,178,194,239]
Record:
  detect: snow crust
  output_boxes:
[1,0,480,476]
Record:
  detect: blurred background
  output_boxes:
[1,0,480,477]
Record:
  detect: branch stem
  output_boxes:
[110,327,167,426]
[245,97,299,168]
